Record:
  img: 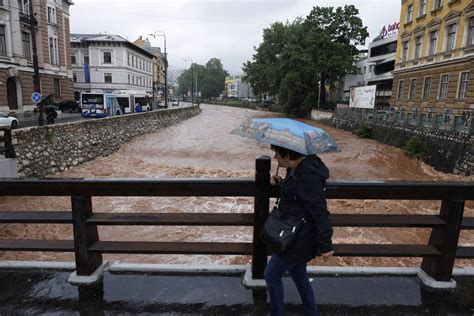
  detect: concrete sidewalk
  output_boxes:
[0,264,473,315]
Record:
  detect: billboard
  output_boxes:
[349,85,376,109]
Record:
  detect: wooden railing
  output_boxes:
[0,156,473,283]
[0,128,16,158]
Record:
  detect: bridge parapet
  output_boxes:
[0,156,473,287]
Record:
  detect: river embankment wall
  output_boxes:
[12,106,201,178]
[331,110,473,176]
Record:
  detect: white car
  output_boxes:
[171,100,179,106]
[0,112,19,129]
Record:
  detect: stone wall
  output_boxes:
[331,110,473,176]
[12,106,201,178]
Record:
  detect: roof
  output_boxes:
[70,34,154,58]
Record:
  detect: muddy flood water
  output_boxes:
[1,104,473,268]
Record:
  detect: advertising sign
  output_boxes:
[349,85,376,109]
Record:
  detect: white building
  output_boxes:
[225,76,254,99]
[71,34,154,97]
[339,22,399,108]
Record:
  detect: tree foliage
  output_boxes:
[177,58,229,99]
[242,5,368,117]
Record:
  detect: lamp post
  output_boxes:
[183,57,194,105]
[149,30,167,108]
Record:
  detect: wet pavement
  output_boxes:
[1,267,473,315]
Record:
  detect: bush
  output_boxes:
[403,135,427,161]
[355,124,373,138]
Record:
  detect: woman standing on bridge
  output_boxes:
[264,145,334,316]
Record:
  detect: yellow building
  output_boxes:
[133,36,166,98]
[391,0,474,131]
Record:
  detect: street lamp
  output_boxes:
[183,57,194,105]
[149,30,167,108]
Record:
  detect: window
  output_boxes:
[49,37,58,65]
[71,54,76,65]
[83,53,89,64]
[0,1,4,6]
[468,17,474,46]
[73,73,77,82]
[433,0,442,10]
[103,52,112,64]
[458,72,469,99]
[429,30,438,56]
[128,53,130,66]
[18,0,29,14]
[407,5,413,22]
[128,74,131,84]
[0,25,6,57]
[132,55,135,67]
[419,0,426,16]
[414,36,422,59]
[438,74,449,99]
[21,32,31,60]
[446,24,456,51]
[402,41,409,62]
[363,66,366,74]
[422,77,431,99]
[369,65,374,73]
[397,80,404,100]
[47,6,56,24]
[409,79,417,100]
[104,73,112,83]
[53,78,61,97]
[132,75,135,85]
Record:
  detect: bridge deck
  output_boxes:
[0,266,472,315]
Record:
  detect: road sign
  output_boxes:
[31,92,42,104]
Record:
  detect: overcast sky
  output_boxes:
[70,0,401,75]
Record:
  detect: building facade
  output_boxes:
[225,76,254,99]
[0,0,74,114]
[339,26,399,109]
[71,34,154,96]
[391,0,473,131]
[133,36,166,99]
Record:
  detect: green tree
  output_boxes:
[177,58,228,99]
[242,5,368,117]
[201,58,229,99]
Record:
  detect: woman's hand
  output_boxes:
[320,250,334,262]
[270,174,283,185]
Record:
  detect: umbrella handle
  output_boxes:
[275,165,280,176]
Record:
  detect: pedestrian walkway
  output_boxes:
[0,263,473,315]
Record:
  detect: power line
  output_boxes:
[73,8,269,26]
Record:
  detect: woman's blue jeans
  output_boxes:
[264,254,318,316]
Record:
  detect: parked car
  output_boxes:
[0,112,19,129]
[153,100,167,109]
[58,100,80,113]
[171,99,179,106]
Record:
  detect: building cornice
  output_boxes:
[393,55,474,75]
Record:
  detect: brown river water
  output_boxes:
[1,104,473,268]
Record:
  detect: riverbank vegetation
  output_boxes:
[242,5,368,118]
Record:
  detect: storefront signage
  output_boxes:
[379,22,400,39]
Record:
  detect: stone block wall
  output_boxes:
[12,106,201,178]
[331,111,473,176]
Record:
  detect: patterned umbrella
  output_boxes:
[231,118,338,155]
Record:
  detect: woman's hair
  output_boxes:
[271,144,305,160]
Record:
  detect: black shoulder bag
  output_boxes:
[259,167,306,254]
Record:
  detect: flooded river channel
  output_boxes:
[1,104,473,268]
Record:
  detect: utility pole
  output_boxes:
[29,0,43,126]
[191,63,194,105]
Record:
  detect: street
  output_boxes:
[16,102,193,129]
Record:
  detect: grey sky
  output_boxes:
[70,0,401,75]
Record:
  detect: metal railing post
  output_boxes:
[71,196,102,276]
[252,156,271,279]
[421,199,465,281]
[4,129,16,159]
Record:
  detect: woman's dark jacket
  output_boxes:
[276,155,333,263]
